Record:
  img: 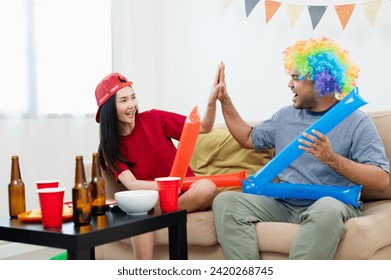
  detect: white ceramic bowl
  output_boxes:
[115,190,158,215]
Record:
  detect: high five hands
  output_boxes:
[210,62,228,103]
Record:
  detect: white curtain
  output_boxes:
[0,0,111,218]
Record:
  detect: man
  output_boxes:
[212,37,390,260]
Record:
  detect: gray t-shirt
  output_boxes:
[251,105,389,206]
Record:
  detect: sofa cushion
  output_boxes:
[190,128,274,193]
[361,111,391,201]
[118,210,218,247]
[256,222,299,254]
[334,200,391,259]
[155,210,218,246]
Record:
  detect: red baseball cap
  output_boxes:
[95,72,133,123]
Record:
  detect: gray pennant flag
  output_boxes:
[245,0,261,17]
[308,6,328,29]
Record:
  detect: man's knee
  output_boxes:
[213,191,240,211]
[302,197,348,224]
[313,197,347,214]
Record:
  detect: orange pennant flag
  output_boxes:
[265,0,282,23]
[335,4,355,29]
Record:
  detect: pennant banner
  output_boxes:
[308,5,328,29]
[265,0,282,23]
[237,0,385,29]
[361,0,382,27]
[335,4,356,29]
[245,0,261,17]
[287,4,305,27]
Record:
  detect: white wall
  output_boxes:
[1,0,390,219]
[0,118,99,218]
[114,0,391,122]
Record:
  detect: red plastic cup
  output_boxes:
[35,179,60,189]
[36,187,65,228]
[155,177,180,213]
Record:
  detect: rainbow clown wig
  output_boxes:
[283,37,360,98]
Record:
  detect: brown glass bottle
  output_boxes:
[89,152,106,216]
[72,155,91,225]
[8,156,26,219]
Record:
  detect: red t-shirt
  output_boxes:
[113,109,195,181]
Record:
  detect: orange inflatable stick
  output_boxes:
[170,106,200,187]
[180,171,247,191]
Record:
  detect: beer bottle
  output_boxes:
[8,156,26,218]
[89,152,106,216]
[72,155,91,225]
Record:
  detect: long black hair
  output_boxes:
[98,94,121,172]
[98,84,137,172]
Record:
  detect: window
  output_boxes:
[0,0,112,118]
[0,0,30,117]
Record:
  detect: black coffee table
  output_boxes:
[0,208,187,260]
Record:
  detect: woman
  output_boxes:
[94,63,224,259]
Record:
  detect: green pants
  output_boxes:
[213,191,361,260]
